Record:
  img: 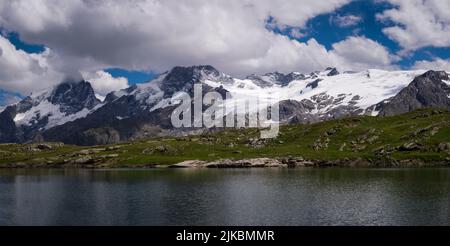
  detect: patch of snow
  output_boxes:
[371,110,380,116]
[51,107,92,128]
[109,78,166,108]
[150,98,172,111]
[113,90,128,98]
[14,100,60,126]
[95,94,105,102]
[14,100,103,129]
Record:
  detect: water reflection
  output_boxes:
[0,168,449,225]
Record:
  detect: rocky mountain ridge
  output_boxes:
[0,65,449,145]
[0,81,101,143]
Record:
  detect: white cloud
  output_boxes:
[413,58,450,72]
[289,28,305,39]
[0,0,355,77]
[83,70,129,96]
[223,36,398,74]
[0,34,123,96]
[377,0,450,52]
[331,14,362,27]
[329,36,397,71]
[0,35,63,95]
[0,0,403,96]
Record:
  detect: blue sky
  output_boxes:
[269,0,450,69]
[0,88,22,106]
[1,0,450,105]
[104,68,157,85]
[3,32,46,54]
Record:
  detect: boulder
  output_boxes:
[99,154,119,159]
[206,158,285,168]
[280,156,305,167]
[36,144,53,150]
[246,138,269,148]
[339,143,346,152]
[78,148,105,155]
[438,143,450,152]
[142,145,178,155]
[397,142,422,151]
[169,160,208,168]
[106,146,122,151]
[74,156,96,164]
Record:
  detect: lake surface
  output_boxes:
[0,168,449,226]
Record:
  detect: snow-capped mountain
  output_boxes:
[0,81,101,143]
[40,66,232,145]
[203,67,427,123]
[1,65,449,145]
[14,81,101,128]
[103,65,231,112]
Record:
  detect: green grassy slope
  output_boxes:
[1,108,449,168]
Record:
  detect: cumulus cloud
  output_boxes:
[0,35,63,95]
[377,0,450,53]
[83,70,129,96]
[0,34,120,96]
[413,58,450,72]
[223,35,398,75]
[0,0,355,77]
[0,0,404,96]
[329,36,397,71]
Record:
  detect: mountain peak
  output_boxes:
[245,71,306,87]
[419,70,449,81]
[161,65,232,96]
[376,70,450,116]
[0,80,102,143]
[49,80,101,114]
[169,65,220,76]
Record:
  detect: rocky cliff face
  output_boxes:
[49,81,100,114]
[245,71,308,87]
[0,106,19,142]
[374,71,450,116]
[160,65,233,96]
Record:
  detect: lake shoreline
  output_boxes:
[1,156,449,169]
[2,109,450,169]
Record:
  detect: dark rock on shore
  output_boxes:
[167,156,450,169]
[206,158,284,168]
